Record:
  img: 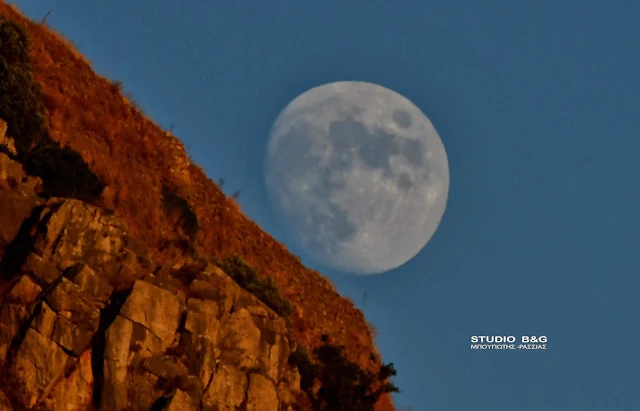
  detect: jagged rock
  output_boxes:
[219,307,265,369]
[0,153,18,183]
[45,277,100,355]
[65,263,113,307]
[202,364,248,409]
[172,374,204,407]
[30,301,57,339]
[0,151,43,192]
[22,252,63,285]
[166,389,197,411]
[103,314,132,380]
[184,298,220,335]
[51,315,94,356]
[10,328,70,408]
[45,350,94,411]
[278,367,302,408]
[46,277,99,318]
[119,278,184,342]
[141,354,189,381]
[0,389,13,411]
[186,297,219,318]
[122,366,166,410]
[189,278,224,300]
[6,274,42,305]
[246,373,279,411]
[32,199,148,285]
[0,118,15,156]
[141,272,186,305]
[0,303,27,362]
[1,197,301,410]
[101,315,133,410]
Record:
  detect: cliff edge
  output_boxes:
[0,2,399,410]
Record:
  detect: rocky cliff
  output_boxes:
[0,2,399,410]
[0,193,300,410]
[0,137,301,409]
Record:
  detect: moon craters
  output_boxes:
[328,118,401,178]
[402,138,425,166]
[392,109,413,129]
[265,81,449,274]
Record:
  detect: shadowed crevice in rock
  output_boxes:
[0,204,48,285]
[149,395,171,411]
[91,288,131,408]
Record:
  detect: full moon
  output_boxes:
[264,81,449,274]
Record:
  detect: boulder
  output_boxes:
[10,328,70,408]
[0,303,27,362]
[6,275,42,305]
[166,389,197,411]
[0,389,13,411]
[246,373,280,411]
[119,278,184,343]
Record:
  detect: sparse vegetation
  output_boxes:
[110,79,123,93]
[0,5,398,409]
[216,174,241,200]
[289,334,400,411]
[367,321,379,339]
[217,256,294,319]
[0,18,104,203]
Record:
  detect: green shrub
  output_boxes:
[289,335,400,411]
[217,256,295,319]
[0,18,104,203]
[161,182,199,240]
[0,18,47,146]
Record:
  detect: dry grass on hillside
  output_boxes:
[0,2,395,410]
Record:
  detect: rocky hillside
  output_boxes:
[0,195,300,410]
[0,2,398,410]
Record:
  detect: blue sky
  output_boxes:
[13,1,640,409]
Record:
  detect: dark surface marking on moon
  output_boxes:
[358,126,401,177]
[402,138,424,166]
[306,237,341,260]
[307,202,356,242]
[392,109,412,129]
[276,123,323,174]
[328,118,401,179]
[311,168,346,199]
[397,173,414,190]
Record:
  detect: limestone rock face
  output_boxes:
[0,389,13,411]
[0,118,15,155]
[0,198,300,410]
